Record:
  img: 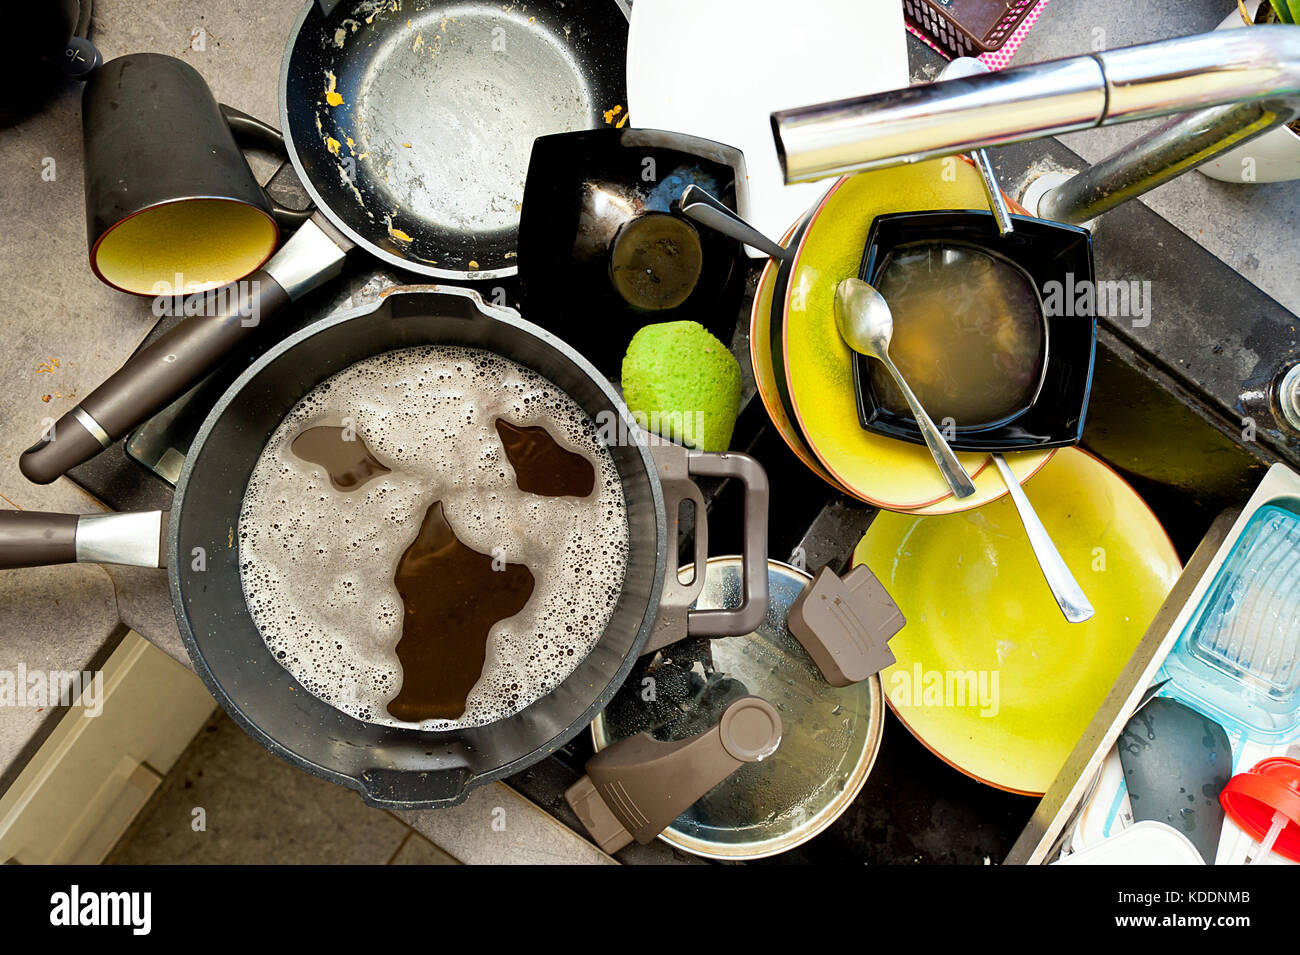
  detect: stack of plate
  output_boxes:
[750,160,1056,515]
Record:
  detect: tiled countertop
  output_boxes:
[0,0,305,794]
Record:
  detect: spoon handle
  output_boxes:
[877,354,977,498]
[678,185,790,260]
[992,453,1095,624]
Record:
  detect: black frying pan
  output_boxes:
[0,286,769,809]
[285,0,629,280]
[21,0,628,485]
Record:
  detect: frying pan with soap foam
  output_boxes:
[0,286,771,810]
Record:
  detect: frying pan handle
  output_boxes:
[18,270,289,484]
[19,217,350,485]
[219,104,314,230]
[641,444,769,655]
[0,510,168,569]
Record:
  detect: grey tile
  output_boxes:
[0,564,124,794]
[399,783,617,866]
[107,712,409,865]
[388,831,461,866]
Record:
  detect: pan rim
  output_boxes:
[277,0,629,283]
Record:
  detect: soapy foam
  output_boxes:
[238,346,629,730]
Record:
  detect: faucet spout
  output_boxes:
[771,26,1300,224]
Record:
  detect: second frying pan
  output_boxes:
[285,0,628,280]
[20,0,628,485]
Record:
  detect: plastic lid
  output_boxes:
[1054,820,1206,866]
[1219,756,1300,863]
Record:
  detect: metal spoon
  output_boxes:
[676,184,791,260]
[834,278,976,498]
[991,453,1095,624]
[932,76,1092,624]
[939,57,1015,237]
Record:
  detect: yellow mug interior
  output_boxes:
[93,198,278,296]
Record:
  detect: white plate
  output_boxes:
[626,0,909,256]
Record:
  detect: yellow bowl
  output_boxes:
[853,447,1182,795]
[780,162,1053,512]
[752,213,1052,513]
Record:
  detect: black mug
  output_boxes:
[82,53,310,296]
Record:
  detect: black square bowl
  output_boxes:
[851,210,1097,452]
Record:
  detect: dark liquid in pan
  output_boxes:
[388,501,535,722]
[290,426,391,491]
[495,418,596,497]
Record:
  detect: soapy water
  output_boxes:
[238,346,629,730]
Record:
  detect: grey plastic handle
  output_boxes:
[643,444,769,655]
[567,696,782,851]
[0,512,77,569]
[0,510,167,569]
[685,450,769,636]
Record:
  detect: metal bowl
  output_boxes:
[592,557,884,859]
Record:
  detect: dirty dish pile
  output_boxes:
[752,161,1056,514]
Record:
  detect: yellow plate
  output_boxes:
[853,447,1182,795]
[751,221,851,495]
[781,163,1053,512]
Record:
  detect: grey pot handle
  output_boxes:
[356,766,472,811]
[643,444,769,655]
[0,510,167,569]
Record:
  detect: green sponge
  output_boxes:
[621,321,741,452]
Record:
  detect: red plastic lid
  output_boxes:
[1219,757,1300,863]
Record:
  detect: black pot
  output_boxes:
[0,287,769,809]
